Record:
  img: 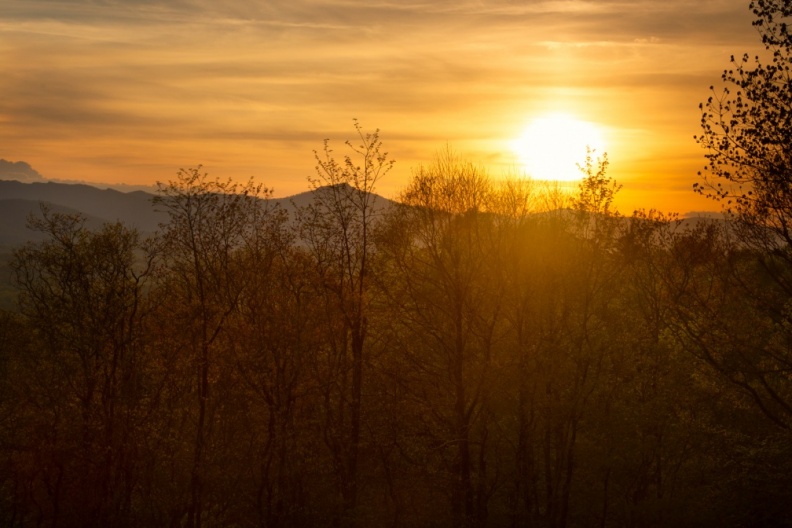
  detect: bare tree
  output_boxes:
[296,121,393,526]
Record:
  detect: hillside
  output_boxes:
[0,180,397,248]
[0,180,166,237]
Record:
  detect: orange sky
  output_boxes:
[0,1,764,214]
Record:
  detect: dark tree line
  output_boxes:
[2,142,791,527]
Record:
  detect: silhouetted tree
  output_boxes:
[297,121,393,527]
[6,208,155,527]
[695,0,792,430]
[696,0,792,257]
[153,168,276,527]
[226,233,323,527]
[378,150,504,528]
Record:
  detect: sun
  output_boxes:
[511,113,606,181]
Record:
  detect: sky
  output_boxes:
[0,0,764,213]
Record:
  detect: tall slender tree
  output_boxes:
[297,121,393,526]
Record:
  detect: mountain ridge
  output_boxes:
[0,180,397,249]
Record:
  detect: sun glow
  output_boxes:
[511,113,606,181]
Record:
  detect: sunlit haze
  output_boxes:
[0,1,762,213]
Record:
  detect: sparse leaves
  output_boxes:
[696,0,792,257]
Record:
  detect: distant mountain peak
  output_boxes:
[0,159,46,183]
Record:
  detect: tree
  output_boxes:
[377,150,504,528]
[694,0,792,430]
[6,208,156,527]
[296,121,393,526]
[224,235,321,527]
[153,167,278,527]
[695,0,792,263]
